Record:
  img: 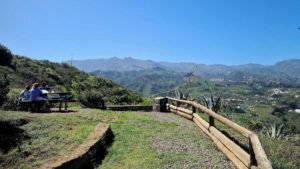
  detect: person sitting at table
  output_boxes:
[40,82,49,99]
[30,83,46,112]
[31,83,44,101]
[19,86,31,101]
[40,82,50,91]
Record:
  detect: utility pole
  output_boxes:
[70,56,73,67]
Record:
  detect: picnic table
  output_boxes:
[48,92,76,111]
[18,92,76,112]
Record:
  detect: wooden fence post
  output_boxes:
[176,101,180,107]
[153,97,168,112]
[249,137,257,167]
[192,106,196,114]
[209,116,215,127]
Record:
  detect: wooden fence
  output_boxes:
[105,105,153,111]
[165,97,272,169]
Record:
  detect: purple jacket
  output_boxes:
[31,88,42,101]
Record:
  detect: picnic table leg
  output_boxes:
[65,101,67,110]
[31,102,35,113]
[59,101,62,111]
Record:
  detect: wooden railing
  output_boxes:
[165,97,272,169]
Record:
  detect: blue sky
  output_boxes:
[1,0,299,65]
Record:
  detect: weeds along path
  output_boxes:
[99,111,235,169]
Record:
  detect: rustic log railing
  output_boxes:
[164,97,272,169]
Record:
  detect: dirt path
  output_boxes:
[146,112,235,169]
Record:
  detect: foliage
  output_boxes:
[93,67,185,97]
[195,81,222,113]
[141,98,153,105]
[260,133,300,169]
[0,44,143,107]
[0,72,10,107]
[77,90,105,108]
[2,88,20,110]
[198,95,222,113]
[0,44,13,67]
[266,123,285,140]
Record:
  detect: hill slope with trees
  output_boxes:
[93,67,186,96]
[0,44,142,108]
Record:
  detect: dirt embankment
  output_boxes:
[41,124,114,169]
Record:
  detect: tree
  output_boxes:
[0,44,13,67]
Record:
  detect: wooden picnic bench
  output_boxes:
[18,92,76,112]
[18,100,46,112]
[48,98,76,111]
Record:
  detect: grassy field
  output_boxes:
[99,111,234,169]
[0,110,101,168]
[0,109,234,169]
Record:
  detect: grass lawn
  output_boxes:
[0,110,103,169]
[99,111,234,169]
[0,109,234,169]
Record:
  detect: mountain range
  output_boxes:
[68,57,300,79]
[68,57,300,96]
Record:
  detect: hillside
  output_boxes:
[0,44,142,106]
[93,67,186,96]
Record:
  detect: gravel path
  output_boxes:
[144,112,235,169]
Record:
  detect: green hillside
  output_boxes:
[0,44,142,108]
[93,67,186,96]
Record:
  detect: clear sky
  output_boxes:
[1,0,300,65]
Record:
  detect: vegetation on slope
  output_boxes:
[0,44,142,108]
[167,73,300,169]
[93,67,186,96]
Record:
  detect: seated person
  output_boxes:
[19,86,31,101]
[31,83,45,101]
[40,82,49,99]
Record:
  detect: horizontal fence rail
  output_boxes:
[163,97,272,169]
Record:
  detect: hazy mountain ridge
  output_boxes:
[69,57,300,80]
[71,57,160,72]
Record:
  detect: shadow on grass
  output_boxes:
[0,119,30,153]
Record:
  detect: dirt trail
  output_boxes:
[139,112,235,169]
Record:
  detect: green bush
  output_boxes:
[78,90,105,108]
[0,72,10,107]
[0,44,13,67]
[2,88,21,110]
[236,114,263,131]
[142,98,153,105]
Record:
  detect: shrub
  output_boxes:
[78,90,105,108]
[2,88,21,110]
[142,98,153,105]
[0,72,10,107]
[0,44,13,67]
